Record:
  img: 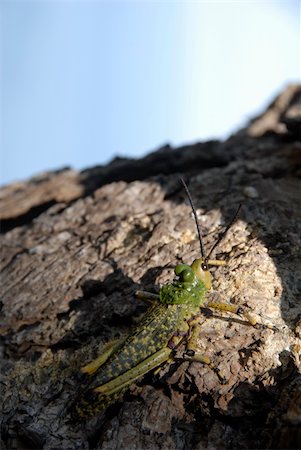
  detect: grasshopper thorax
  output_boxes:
[159,263,207,306]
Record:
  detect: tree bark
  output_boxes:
[1,85,301,449]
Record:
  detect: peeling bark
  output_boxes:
[1,85,301,449]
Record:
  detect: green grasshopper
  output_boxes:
[73,178,257,419]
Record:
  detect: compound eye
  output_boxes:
[201,262,209,271]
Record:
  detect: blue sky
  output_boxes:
[1,1,300,186]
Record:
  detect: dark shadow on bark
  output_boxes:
[0,200,57,233]
[1,85,301,449]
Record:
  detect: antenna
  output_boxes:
[207,204,242,259]
[180,177,205,258]
[180,177,242,263]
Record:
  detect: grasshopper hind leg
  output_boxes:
[94,347,173,396]
[81,336,127,376]
[81,290,160,376]
[75,347,173,419]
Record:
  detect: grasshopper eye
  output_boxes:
[201,262,209,271]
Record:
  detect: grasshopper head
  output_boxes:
[179,177,240,291]
[191,258,226,290]
[190,258,212,290]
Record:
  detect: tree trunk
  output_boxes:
[1,85,301,449]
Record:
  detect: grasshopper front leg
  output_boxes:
[206,300,258,326]
[206,300,278,329]
[135,290,160,302]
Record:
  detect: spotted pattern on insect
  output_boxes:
[74,270,208,418]
[91,304,187,382]
[72,178,245,419]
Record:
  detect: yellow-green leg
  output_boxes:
[81,336,127,375]
[81,289,161,376]
[74,346,174,419]
[206,300,258,326]
[94,346,173,396]
[185,323,226,383]
[135,290,160,302]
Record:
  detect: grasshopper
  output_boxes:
[73,178,257,419]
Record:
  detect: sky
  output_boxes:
[0,0,300,186]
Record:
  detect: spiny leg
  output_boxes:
[94,346,173,396]
[74,347,174,419]
[152,328,189,375]
[206,300,265,327]
[94,330,189,395]
[185,323,226,383]
[183,300,277,383]
[206,300,257,326]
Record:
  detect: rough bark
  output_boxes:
[1,84,301,449]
